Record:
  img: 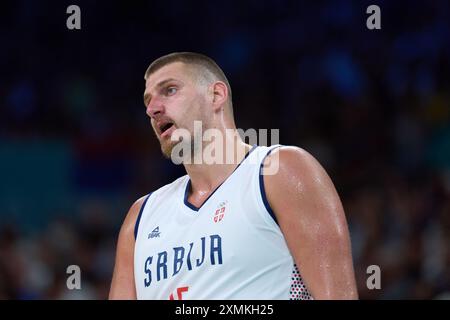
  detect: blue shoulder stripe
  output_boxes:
[134,193,152,240]
[259,146,282,225]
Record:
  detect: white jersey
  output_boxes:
[134,145,312,300]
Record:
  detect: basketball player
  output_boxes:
[109,52,358,300]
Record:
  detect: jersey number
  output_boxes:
[169,286,189,300]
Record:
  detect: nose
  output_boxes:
[146,97,164,119]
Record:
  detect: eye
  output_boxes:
[166,86,177,96]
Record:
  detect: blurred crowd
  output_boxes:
[0,0,449,299]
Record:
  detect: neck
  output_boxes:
[184,130,252,194]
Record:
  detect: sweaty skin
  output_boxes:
[263,146,358,299]
[109,196,146,299]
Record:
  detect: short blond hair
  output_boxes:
[145,52,233,105]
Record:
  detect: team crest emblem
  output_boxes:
[213,201,227,223]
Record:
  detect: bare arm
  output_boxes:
[109,196,147,300]
[264,146,358,299]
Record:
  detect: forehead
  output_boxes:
[145,62,193,90]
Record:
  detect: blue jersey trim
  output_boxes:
[259,146,282,225]
[134,193,152,240]
[183,180,201,211]
[183,144,258,212]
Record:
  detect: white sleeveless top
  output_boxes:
[134,145,312,300]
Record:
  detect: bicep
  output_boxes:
[264,147,358,299]
[109,197,146,300]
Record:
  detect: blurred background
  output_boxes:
[0,0,449,299]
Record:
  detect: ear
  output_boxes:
[211,81,228,112]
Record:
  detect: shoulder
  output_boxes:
[263,145,326,182]
[127,175,189,238]
[120,195,149,240]
[262,145,339,214]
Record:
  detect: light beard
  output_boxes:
[161,126,203,163]
[160,139,177,159]
[159,131,194,161]
[153,123,178,159]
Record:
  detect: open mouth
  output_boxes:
[159,122,174,136]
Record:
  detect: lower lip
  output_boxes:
[160,125,175,139]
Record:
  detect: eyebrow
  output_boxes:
[143,78,180,105]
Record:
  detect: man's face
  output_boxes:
[144,62,209,158]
